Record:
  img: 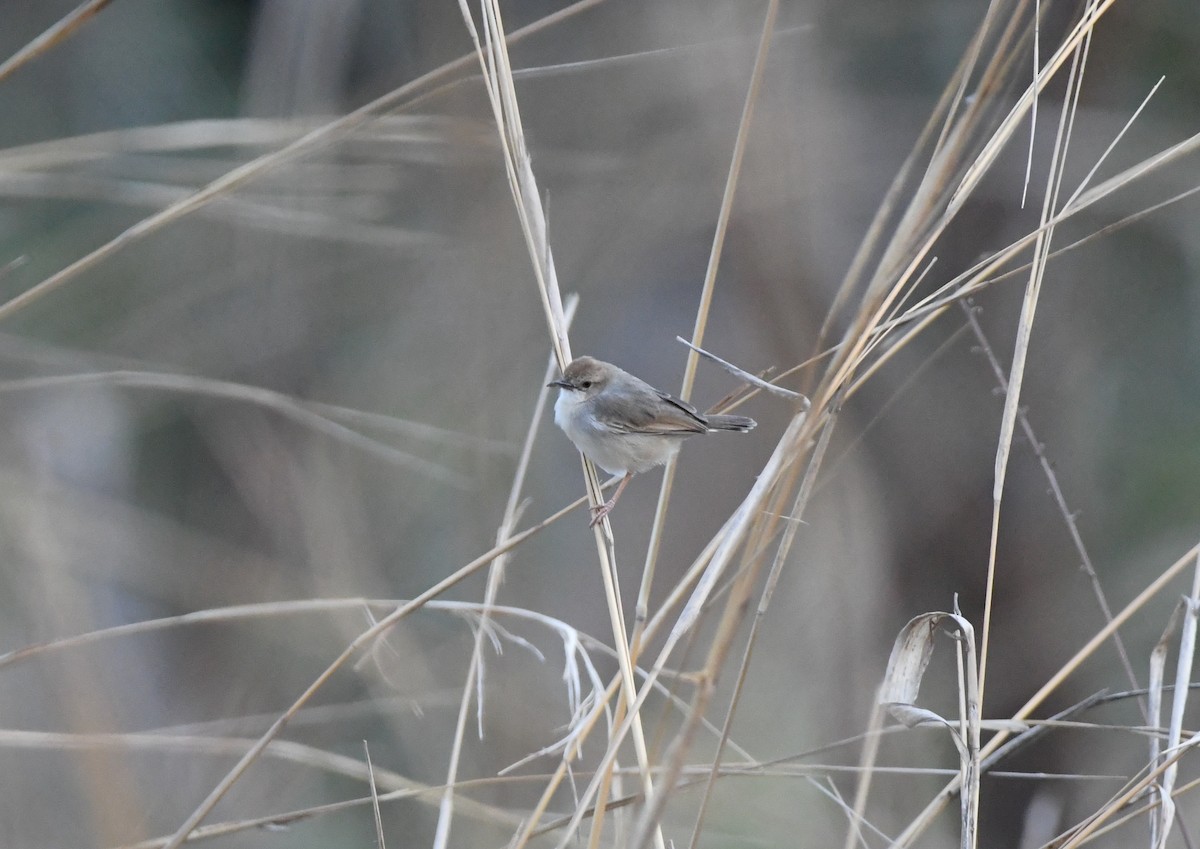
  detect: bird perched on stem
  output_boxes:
[549,356,756,526]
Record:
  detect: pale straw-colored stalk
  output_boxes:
[433,299,576,849]
[155,494,590,849]
[455,4,665,846]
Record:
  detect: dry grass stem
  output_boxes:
[6,0,1200,846]
[456,5,666,846]
[893,541,1200,847]
[978,0,1096,712]
[962,301,1145,712]
[435,298,577,849]
[674,336,806,403]
[0,0,604,324]
[690,401,836,849]
[1147,550,1200,848]
[156,498,588,849]
[365,741,388,849]
[0,0,113,84]
[0,370,494,485]
[635,0,780,686]
[613,4,780,842]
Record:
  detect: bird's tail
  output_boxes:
[705,414,756,432]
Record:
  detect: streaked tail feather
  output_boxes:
[705,414,756,432]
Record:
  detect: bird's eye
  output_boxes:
[580,380,593,389]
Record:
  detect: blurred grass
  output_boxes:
[1,1,1200,847]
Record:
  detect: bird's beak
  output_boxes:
[547,378,572,389]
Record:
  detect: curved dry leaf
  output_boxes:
[884,703,951,730]
[879,611,976,707]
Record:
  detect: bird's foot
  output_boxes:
[588,500,616,527]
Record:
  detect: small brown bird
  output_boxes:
[549,356,756,525]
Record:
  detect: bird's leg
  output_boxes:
[589,472,634,527]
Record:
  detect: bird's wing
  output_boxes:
[589,385,708,435]
[654,389,711,429]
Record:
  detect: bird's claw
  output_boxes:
[589,502,615,527]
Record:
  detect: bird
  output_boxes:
[548,356,756,526]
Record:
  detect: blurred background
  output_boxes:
[1,1,1199,847]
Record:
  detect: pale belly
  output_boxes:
[554,392,684,475]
